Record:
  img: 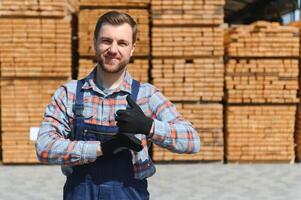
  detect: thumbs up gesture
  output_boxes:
[115,95,153,136]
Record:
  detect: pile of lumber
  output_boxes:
[153,103,223,161]
[288,21,301,162]
[0,0,79,17]
[151,0,225,162]
[152,58,224,101]
[151,0,224,25]
[79,59,149,82]
[226,105,295,162]
[1,79,66,163]
[0,18,71,77]
[0,1,74,163]
[80,0,149,7]
[225,21,299,163]
[226,59,299,103]
[152,27,223,57]
[225,21,299,57]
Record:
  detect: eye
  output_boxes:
[101,38,112,44]
[118,41,129,47]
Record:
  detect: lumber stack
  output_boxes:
[78,2,150,81]
[151,0,225,162]
[288,21,301,162]
[152,103,223,161]
[1,79,66,163]
[225,22,299,57]
[79,59,149,82]
[152,0,224,25]
[225,21,299,163]
[0,1,74,163]
[80,0,149,7]
[226,59,299,103]
[0,0,79,17]
[0,18,71,77]
[152,58,224,101]
[226,106,295,162]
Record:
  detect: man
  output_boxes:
[35,11,200,200]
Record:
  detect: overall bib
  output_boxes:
[63,79,149,200]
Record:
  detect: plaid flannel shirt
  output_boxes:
[35,68,200,179]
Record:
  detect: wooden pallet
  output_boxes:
[0,18,72,78]
[0,0,78,17]
[152,103,223,161]
[226,59,299,103]
[225,105,296,163]
[80,0,150,7]
[152,27,224,57]
[79,8,149,57]
[78,58,149,83]
[225,21,299,57]
[151,0,225,25]
[1,78,68,163]
[152,58,224,101]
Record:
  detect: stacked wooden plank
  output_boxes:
[226,106,295,162]
[80,0,149,7]
[289,21,301,162]
[78,3,150,81]
[0,2,74,163]
[152,0,224,26]
[151,0,225,162]
[0,0,79,17]
[152,58,224,101]
[0,18,71,77]
[153,103,223,161]
[225,21,299,163]
[79,59,149,82]
[225,22,299,57]
[226,59,299,103]
[1,79,66,163]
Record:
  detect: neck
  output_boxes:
[96,64,126,90]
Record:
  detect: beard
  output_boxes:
[96,54,129,74]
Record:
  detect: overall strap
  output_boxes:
[71,78,85,140]
[130,79,140,102]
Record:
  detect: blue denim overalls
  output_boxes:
[63,79,149,200]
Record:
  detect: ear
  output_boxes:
[130,43,136,57]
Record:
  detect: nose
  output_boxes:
[108,41,118,54]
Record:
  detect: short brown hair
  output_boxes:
[94,11,137,44]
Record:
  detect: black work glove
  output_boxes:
[101,134,143,155]
[115,95,153,136]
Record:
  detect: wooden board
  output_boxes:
[152,58,224,101]
[78,58,149,83]
[152,27,224,57]
[151,0,225,25]
[0,18,72,78]
[0,0,78,17]
[1,78,68,163]
[225,59,299,103]
[79,9,149,57]
[225,105,296,163]
[80,0,149,7]
[152,103,223,161]
[225,21,299,57]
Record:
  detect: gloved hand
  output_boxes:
[115,95,153,136]
[101,134,143,155]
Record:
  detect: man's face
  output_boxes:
[95,23,135,73]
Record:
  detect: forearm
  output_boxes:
[35,122,99,166]
[150,119,200,153]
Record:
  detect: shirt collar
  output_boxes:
[82,66,133,96]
